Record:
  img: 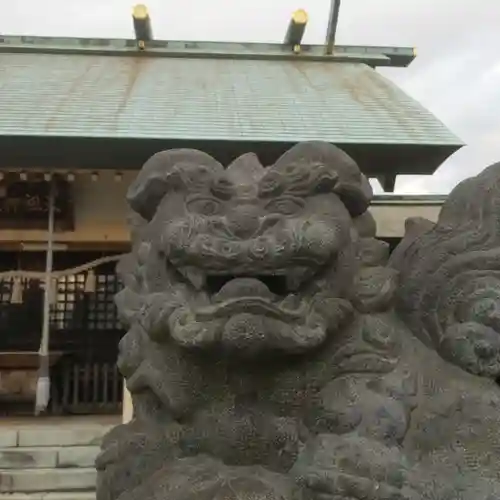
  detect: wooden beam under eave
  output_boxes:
[377,174,397,192]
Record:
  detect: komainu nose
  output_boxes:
[226,207,261,239]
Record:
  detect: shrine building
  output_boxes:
[0,4,461,418]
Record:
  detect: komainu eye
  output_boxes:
[187,197,222,216]
[265,196,304,216]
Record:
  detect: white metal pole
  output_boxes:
[35,176,55,415]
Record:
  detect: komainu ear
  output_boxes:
[388,216,435,269]
[127,149,224,221]
[271,141,372,216]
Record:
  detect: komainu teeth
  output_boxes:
[179,267,206,290]
[280,294,302,311]
[286,268,314,291]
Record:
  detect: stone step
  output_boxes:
[0,427,111,448]
[0,446,100,469]
[0,468,96,493]
[0,494,95,500]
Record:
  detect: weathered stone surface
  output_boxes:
[0,446,100,470]
[0,447,58,469]
[0,468,96,492]
[0,430,17,448]
[0,493,95,500]
[96,143,500,500]
[57,446,100,469]
[19,427,108,448]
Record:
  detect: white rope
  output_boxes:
[0,254,127,281]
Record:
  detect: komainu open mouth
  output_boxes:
[182,272,310,322]
[206,274,289,297]
[164,260,345,355]
[177,265,319,298]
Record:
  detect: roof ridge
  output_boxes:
[0,35,416,67]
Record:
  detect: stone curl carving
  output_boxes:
[391,162,500,379]
[97,143,500,500]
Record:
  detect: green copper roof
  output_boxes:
[0,48,462,149]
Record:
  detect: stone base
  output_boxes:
[0,421,113,498]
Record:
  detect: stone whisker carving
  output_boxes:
[96,143,500,500]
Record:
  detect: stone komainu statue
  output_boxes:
[96,142,500,500]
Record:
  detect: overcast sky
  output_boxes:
[2,0,498,194]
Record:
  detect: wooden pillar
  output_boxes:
[122,382,133,423]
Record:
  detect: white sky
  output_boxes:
[1,0,499,193]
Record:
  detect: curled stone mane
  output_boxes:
[390,161,500,378]
[128,142,372,221]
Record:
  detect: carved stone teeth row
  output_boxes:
[178,267,205,290]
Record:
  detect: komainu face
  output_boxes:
[125,142,372,355]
